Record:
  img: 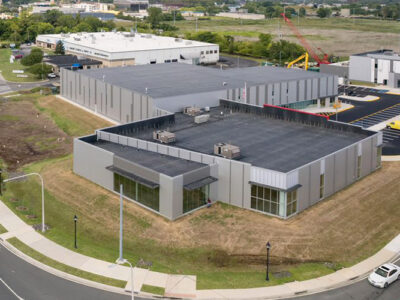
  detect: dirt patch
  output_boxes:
[0,100,72,170]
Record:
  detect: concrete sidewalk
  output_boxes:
[0,199,399,299]
[0,200,195,298]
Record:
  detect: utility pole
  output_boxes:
[118,184,123,262]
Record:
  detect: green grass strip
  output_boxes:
[7,237,127,288]
[0,224,8,234]
[141,284,165,295]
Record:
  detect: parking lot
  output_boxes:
[334,85,400,155]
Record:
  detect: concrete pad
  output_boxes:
[123,267,148,293]
[386,234,400,252]
[144,270,168,288]
[164,275,196,298]
[16,229,44,245]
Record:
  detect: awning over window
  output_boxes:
[249,181,301,193]
[106,165,159,189]
[184,176,217,191]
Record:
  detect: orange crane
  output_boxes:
[280,13,330,65]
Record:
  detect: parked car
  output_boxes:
[47,73,57,79]
[386,120,400,130]
[14,54,23,59]
[368,263,400,288]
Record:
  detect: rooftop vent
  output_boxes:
[175,38,183,42]
[214,143,240,159]
[153,130,176,144]
[74,37,81,41]
[183,106,201,116]
[194,114,210,124]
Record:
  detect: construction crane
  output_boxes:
[287,52,309,70]
[280,13,330,65]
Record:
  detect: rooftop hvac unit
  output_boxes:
[74,37,81,41]
[175,38,183,42]
[214,143,240,159]
[153,130,176,144]
[183,106,201,116]
[194,114,210,124]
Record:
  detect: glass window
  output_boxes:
[357,155,362,178]
[320,174,324,199]
[113,173,159,212]
[286,190,297,217]
[250,184,280,216]
[377,146,382,167]
[183,185,210,214]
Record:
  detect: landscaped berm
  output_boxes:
[1,91,400,289]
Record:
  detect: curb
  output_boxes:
[0,238,153,299]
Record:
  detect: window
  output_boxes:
[286,190,297,217]
[113,173,160,211]
[319,174,324,199]
[377,146,382,167]
[250,185,280,216]
[201,51,204,55]
[357,155,362,178]
[214,50,218,53]
[164,59,171,63]
[172,59,178,62]
[183,185,209,213]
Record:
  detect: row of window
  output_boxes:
[251,185,282,216]
[113,173,160,212]
[183,185,209,214]
[200,50,218,55]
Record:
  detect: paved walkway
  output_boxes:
[0,200,195,298]
[0,200,399,299]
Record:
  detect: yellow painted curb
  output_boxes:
[386,92,400,96]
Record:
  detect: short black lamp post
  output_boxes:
[74,215,78,249]
[266,241,271,281]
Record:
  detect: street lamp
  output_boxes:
[3,173,46,232]
[266,241,271,281]
[116,258,134,300]
[74,215,78,249]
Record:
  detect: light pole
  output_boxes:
[74,215,78,249]
[4,173,46,232]
[266,241,271,281]
[116,258,134,300]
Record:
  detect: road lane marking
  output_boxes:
[0,278,24,300]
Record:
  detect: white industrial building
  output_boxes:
[36,31,219,67]
[349,49,400,88]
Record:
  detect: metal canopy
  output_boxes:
[106,165,159,189]
[184,176,217,191]
[248,181,302,193]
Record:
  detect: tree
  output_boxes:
[55,40,65,55]
[21,49,43,66]
[317,7,331,18]
[28,63,52,79]
[299,7,306,17]
[147,7,163,28]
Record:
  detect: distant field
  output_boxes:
[168,17,400,57]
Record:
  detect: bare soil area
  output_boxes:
[0,99,72,170]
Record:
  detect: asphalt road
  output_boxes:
[0,243,136,300]
[293,260,400,300]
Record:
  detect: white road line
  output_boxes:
[0,278,24,300]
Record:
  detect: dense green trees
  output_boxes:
[55,41,65,55]
[185,31,304,64]
[21,48,43,66]
[0,10,117,44]
[317,7,332,18]
[28,63,52,79]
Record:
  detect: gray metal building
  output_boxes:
[60,63,338,124]
[74,101,382,220]
[349,49,400,87]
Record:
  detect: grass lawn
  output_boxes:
[141,284,165,295]
[0,49,43,83]
[0,224,7,234]
[7,237,127,288]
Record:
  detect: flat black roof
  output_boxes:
[45,55,102,67]
[91,140,206,177]
[111,107,372,173]
[76,63,333,99]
